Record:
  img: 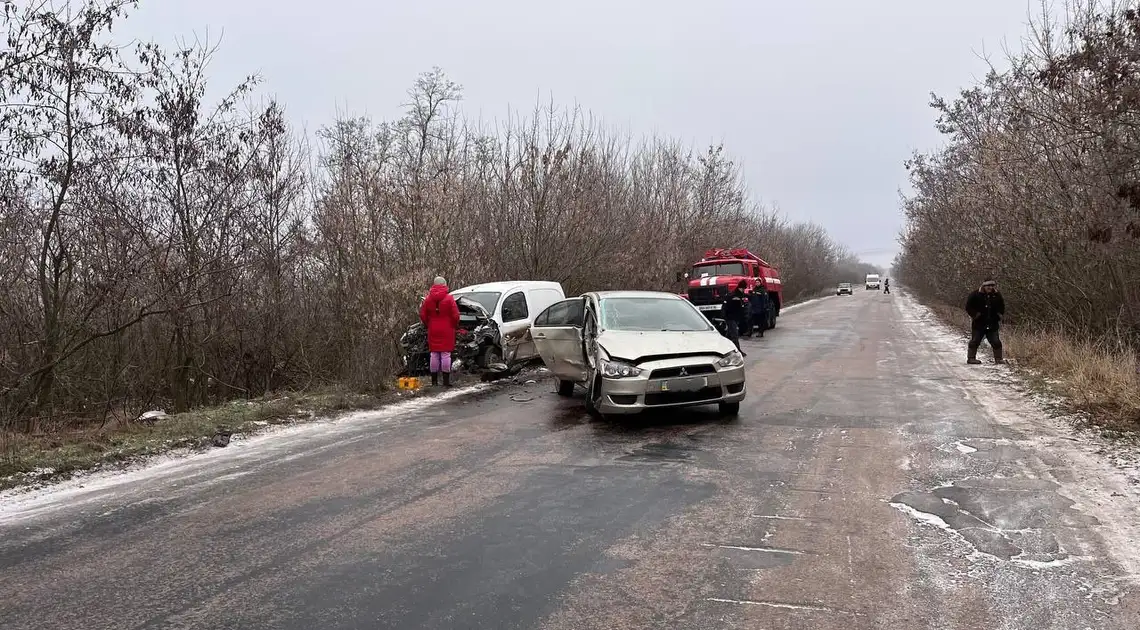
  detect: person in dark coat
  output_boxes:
[965,279,1005,364]
[721,281,748,357]
[747,284,768,338]
[419,276,460,385]
[883,278,890,294]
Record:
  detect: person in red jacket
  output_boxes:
[419,276,460,386]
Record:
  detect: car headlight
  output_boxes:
[598,358,642,378]
[717,350,744,368]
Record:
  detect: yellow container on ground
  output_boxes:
[396,377,424,390]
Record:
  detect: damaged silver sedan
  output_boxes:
[531,290,746,417]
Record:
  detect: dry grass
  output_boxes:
[0,388,388,490]
[927,304,1140,431]
[1005,329,1140,429]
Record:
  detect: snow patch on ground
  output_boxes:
[896,292,1140,580]
[0,382,493,524]
[954,441,978,454]
[889,501,955,533]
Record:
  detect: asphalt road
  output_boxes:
[2,290,1138,629]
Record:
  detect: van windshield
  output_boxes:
[452,291,500,315]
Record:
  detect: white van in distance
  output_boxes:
[865,274,881,290]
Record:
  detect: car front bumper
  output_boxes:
[595,363,746,415]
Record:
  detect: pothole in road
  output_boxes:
[935,440,980,455]
[889,477,1101,566]
[618,442,695,463]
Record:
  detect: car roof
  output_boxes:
[452,280,563,294]
[589,290,685,300]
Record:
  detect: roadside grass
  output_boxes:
[925,302,1140,433]
[0,388,392,491]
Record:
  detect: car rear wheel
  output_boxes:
[556,378,575,397]
[719,401,740,416]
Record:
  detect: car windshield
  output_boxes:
[692,262,745,277]
[600,297,713,332]
[452,291,500,315]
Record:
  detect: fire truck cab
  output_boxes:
[683,248,783,333]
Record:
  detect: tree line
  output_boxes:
[1,0,870,429]
[895,0,1140,346]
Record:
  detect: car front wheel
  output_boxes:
[556,379,575,396]
[719,401,740,416]
[583,371,605,418]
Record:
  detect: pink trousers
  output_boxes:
[429,351,452,373]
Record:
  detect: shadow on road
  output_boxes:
[546,395,741,436]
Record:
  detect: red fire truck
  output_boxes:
[682,248,783,334]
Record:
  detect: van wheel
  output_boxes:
[478,345,503,368]
[556,379,575,397]
[719,401,740,416]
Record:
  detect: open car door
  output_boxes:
[530,297,588,383]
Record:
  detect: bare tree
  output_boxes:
[0,0,144,425]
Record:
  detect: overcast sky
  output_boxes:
[121,0,1036,268]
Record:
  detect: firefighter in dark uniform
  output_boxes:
[721,281,748,356]
[747,282,769,338]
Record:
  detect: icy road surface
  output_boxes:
[1,290,1138,629]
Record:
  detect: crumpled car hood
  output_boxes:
[597,330,735,363]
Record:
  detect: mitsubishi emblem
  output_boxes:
[679,367,688,377]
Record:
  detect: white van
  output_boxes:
[865,274,881,290]
[450,281,566,364]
